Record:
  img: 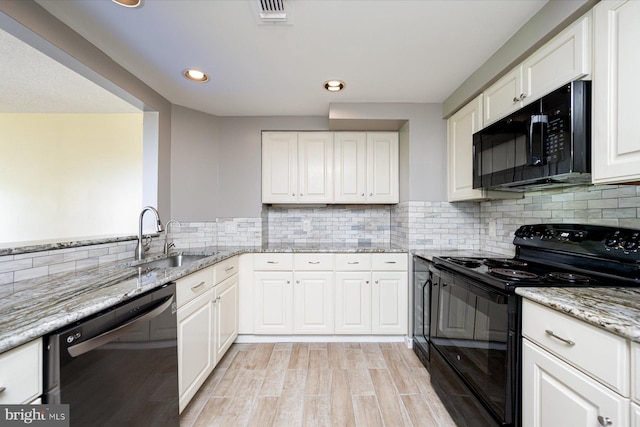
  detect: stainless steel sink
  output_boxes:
[137,253,209,269]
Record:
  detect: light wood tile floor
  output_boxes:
[180,342,456,427]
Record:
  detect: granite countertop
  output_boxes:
[516,287,640,343]
[0,246,406,354]
[411,249,511,262]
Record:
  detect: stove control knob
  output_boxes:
[624,239,639,251]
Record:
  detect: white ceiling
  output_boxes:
[30,0,548,117]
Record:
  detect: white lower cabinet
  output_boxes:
[214,274,239,362]
[177,288,214,413]
[293,271,334,334]
[253,271,294,334]
[523,339,629,427]
[633,403,640,427]
[0,338,42,404]
[252,253,408,336]
[176,258,239,413]
[522,299,633,427]
[371,271,408,335]
[335,272,371,334]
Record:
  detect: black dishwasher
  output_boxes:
[44,282,179,427]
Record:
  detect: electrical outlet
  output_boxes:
[302,219,312,232]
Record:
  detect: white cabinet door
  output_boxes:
[177,289,214,413]
[522,14,591,105]
[253,271,293,334]
[293,271,334,334]
[262,132,298,203]
[632,402,640,427]
[484,67,523,126]
[523,339,629,427]
[335,272,371,334]
[334,132,367,203]
[593,0,640,184]
[371,271,408,334]
[298,132,333,203]
[448,95,487,202]
[214,274,238,364]
[366,132,399,204]
[0,339,42,405]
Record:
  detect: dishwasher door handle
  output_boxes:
[67,296,174,358]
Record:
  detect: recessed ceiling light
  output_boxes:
[112,0,142,7]
[183,69,210,83]
[324,80,345,92]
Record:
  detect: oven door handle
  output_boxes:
[67,296,174,358]
[529,114,548,166]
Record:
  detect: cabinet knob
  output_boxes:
[292,193,295,196]
[519,93,527,101]
[598,416,613,426]
[300,193,303,196]
[296,280,300,284]
[0,387,5,394]
[366,281,369,284]
[216,296,221,300]
[375,280,379,284]
[287,280,290,284]
[513,97,520,103]
[362,193,365,197]
[369,193,373,196]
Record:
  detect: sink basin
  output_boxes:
[137,254,210,269]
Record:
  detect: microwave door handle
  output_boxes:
[529,115,549,166]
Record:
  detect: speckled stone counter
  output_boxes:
[411,249,510,262]
[0,246,407,354]
[516,287,640,343]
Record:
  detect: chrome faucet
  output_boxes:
[135,206,164,261]
[164,220,181,255]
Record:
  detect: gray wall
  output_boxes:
[170,106,328,219]
[0,0,173,220]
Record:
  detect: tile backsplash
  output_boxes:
[2,183,637,293]
[262,205,392,247]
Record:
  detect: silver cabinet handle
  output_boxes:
[369,193,373,196]
[361,193,365,196]
[520,93,527,101]
[308,261,320,264]
[300,193,303,196]
[545,330,575,346]
[216,296,221,301]
[598,416,613,426]
[347,261,359,264]
[224,266,235,272]
[366,281,369,284]
[384,261,396,264]
[292,193,295,196]
[191,281,206,291]
[375,280,379,284]
[267,261,279,264]
[296,280,300,284]
[513,96,520,103]
[286,280,290,284]
[0,387,5,394]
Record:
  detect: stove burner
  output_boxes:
[547,272,594,284]
[483,258,528,269]
[489,268,540,281]
[448,257,483,268]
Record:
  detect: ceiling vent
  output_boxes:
[253,0,294,25]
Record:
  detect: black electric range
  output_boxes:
[426,223,640,427]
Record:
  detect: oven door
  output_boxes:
[412,256,431,368]
[430,265,517,426]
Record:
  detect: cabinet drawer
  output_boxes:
[0,339,42,404]
[371,253,407,271]
[214,256,238,284]
[176,266,214,308]
[253,253,293,270]
[335,254,371,271]
[633,341,640,404]
[294,253,334,270]
[522,300,629,395]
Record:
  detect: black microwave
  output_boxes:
[473,81,591,191]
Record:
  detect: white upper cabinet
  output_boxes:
[297,132,334,203]
[366,132,399,204]
[447,96,518,202]
[484,13,592,127]
[262,132,298,203]
[264,131,399,204]
[448,95,485,201]
[334,132,368,203]
[592,0,640,184]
